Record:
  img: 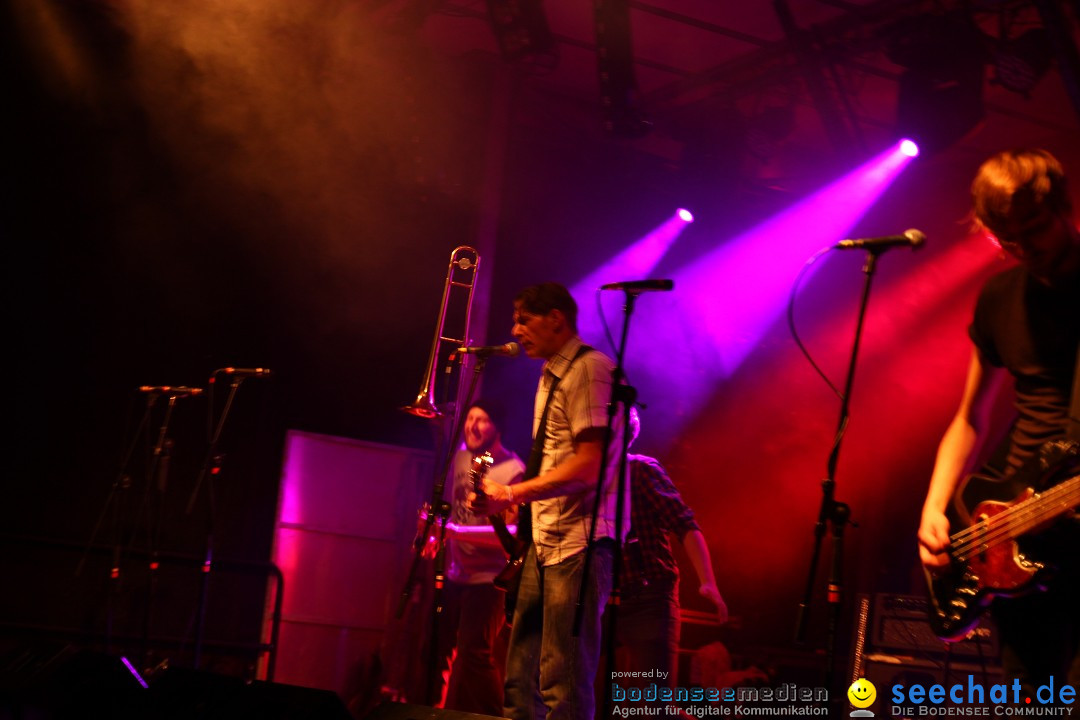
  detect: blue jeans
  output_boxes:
[614,579,680,687]
[505,541,614,720]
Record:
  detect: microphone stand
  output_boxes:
[78,390,159,653]
[393,353,489,706]
[794,248,883,704]
[140,393,182,670]
[573,288,643,720]
[184,373,245,670]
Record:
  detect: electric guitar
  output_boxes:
[471,453,529,623]
[493,535,529,625]
[925,439,1080,640]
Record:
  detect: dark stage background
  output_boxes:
[4,0,1080,700]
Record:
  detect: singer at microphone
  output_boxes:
[457,342,521,357]
[836,229,927,251]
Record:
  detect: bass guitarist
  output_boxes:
[917,149,1080,694]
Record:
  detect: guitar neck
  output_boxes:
[1010,474,1080,536]
[955,474,1080,548]
[489,512,520,555]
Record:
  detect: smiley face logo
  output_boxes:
[847,678,877,709]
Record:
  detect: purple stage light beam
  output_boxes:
[623,141,918,440]
[572,208,693,343]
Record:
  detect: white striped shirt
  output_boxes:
[531,335,628,566]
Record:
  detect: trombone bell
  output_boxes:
[402,391,441,419]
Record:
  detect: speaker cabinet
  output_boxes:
[0,645,149,719]
[151,667,351,719]
[0,645,351,719]
[850,594,1003,719]
[862,655,1003,719]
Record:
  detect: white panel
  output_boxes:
[267,430,435,694]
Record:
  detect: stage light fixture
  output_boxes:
[594,0,651,137]
[900,139,919,158]
[993,28,1053,97]
[887,11,986,154]
[677,208,694,223]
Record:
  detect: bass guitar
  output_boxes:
[925,439,1079,641]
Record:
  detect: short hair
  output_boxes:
[514,282,578,333]
[971,149,1072,235]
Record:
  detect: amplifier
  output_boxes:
[861,654,1003,719]
[870,593,999,660]
[850,593,1000,687]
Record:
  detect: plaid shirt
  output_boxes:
[621,454,700,590]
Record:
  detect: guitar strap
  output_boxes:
[517,343,593,543]
[1068,342,1080,443]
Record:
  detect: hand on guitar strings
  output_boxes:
[467,476,514,516]
[917,508,952,571]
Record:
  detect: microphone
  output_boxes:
[139,386,203,397]
[599,279,675,293]
[836,229,927,251]
[457,342,521,357]
[215,367,272,378]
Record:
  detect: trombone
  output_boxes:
[402,246,480,419]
